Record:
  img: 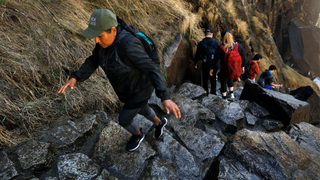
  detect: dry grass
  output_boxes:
[0,0,201,147]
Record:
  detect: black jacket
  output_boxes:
[71,28,170,103]
[210,43,246,71]
[194,37,220,65]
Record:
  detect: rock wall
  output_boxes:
[251,0,320,77]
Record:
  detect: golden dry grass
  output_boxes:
[0,0,201,147]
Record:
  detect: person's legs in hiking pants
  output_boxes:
[201,62,210,94]
[119,103,156,134]
[220,71,234,97]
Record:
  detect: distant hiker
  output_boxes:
[210,29,246,99]
[58,8,181,152]
[194,28,220,95]
[240,53,262,82]
[258,65,283,90]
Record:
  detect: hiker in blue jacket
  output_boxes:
[58,8,181,152]
[194,28,220,95]
[258,65,283,90]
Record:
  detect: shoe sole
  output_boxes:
[128,135,145,152]
[156,118,167,139]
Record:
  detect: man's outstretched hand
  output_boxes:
[58,78,77,94]
[162,99,181,118]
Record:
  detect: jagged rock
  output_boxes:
[0,151,18,180]
[289,86,315,101]
[57,153,100,180]
[240,81,310,127]
[286,122,320,169]
[176,82,206,99]
[93,121,156,179]
[174,125,224,166]
[224,129,320,179]
[248,102,270,117]
[218,156,261,180]
[151,132,200,180]
[262,119,284,131]
[201,95,248,131]
[245,111,258,125]
[139,158,179,180]
[163,33,192,86]
[307,93,320,125]
[36,114,97,147]
[95,169,118,180]
[16,140,51,170]
[171,93,215,122]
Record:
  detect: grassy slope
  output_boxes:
[0,0,201,147]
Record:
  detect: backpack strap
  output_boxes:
[201,41,208,48]
[267,70,274,77]
[219,44,227,53]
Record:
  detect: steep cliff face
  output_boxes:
[250,0,320,78]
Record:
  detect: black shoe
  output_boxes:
[126,129,144,152]
[154,118,167,139]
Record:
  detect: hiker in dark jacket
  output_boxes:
[58,8,181,152]
[209,29,246,99]
[259,65,283,90]
[194,28,220,95]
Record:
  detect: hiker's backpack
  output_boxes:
[117,31,160,67]
[201,40,218,66]
[257,77,266,87]
[220,42,242,80]
[257,70,273,87]
[240,62,253,80]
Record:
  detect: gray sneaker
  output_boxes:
[154,118,167,139]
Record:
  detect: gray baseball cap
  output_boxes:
[80,8,118,39]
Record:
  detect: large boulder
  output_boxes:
[151,132,200,180]
[240,81,310,127]
[174,125,224,173]
[176,82,207,100]
[224,128,320,179]
[201,94,249,132]
[36,114,97,147]
[289,85,315,101]
[171,94,215,122]
[92,120,156,179]
[286,122,320,168]
[16,140,51,170]
[163,33,193,86]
